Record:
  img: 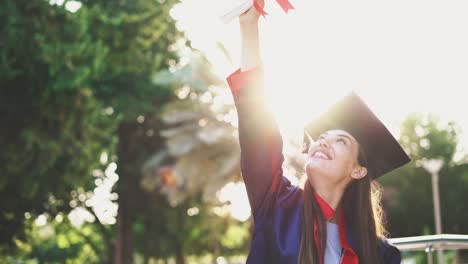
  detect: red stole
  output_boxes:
[313,192,359,264]
[253,0,294,17]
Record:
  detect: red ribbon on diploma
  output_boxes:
[253,0,294,17]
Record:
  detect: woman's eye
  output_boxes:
[337,138,347,145]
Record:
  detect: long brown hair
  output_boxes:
[298,145,387,264]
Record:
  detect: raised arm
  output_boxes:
[239,4,262,71]
[226,3,286,215]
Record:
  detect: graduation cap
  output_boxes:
[302,92,410,179]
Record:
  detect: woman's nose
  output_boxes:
[318,138,330,149]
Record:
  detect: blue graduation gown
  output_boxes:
[226,67,401,264]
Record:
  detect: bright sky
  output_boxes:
[171,0,468,152]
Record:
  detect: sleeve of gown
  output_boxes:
[226,65,286,219]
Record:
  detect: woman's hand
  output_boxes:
[239,0,264,71]
[239,0,264,25]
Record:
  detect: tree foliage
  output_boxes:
[380,113,468,237]
[0,0,118,249]
[135,50,249,263]
[0,0,182,261]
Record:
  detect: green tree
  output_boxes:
[0,0,117,252]
[380,113,468,237]
[19,217,103,264]
[135,50,249,263]
[71,0,183,262]
[0,0,184,262]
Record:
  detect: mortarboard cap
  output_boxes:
[302,92,410,179]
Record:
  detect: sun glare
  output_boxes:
[217,182,251,222]
[169,0,468,223]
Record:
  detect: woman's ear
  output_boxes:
[351,166,367,180]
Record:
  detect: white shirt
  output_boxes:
[324,222,343,264]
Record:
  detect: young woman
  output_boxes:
[225,2,410,264]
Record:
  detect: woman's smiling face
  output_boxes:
[305,129,365,187]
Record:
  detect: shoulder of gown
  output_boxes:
[379,238,402,264]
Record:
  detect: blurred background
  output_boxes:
[1,0,467,263]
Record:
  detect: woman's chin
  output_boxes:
[306,158,326,170]
[305,160,334,179]
[305,161,323,175]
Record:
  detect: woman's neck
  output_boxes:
[315,188,343,211]
[312,181,347,223]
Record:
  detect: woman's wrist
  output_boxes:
[240,22,261,71]
[240,21,259,38]
[240,17,259,27]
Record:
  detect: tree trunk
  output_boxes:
[176,249,186,264]
[115,203,133,264]
[175,208,186,264]
[211,242,220,264]
[114,122,138,264]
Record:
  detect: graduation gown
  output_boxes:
[226,66,402,264]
